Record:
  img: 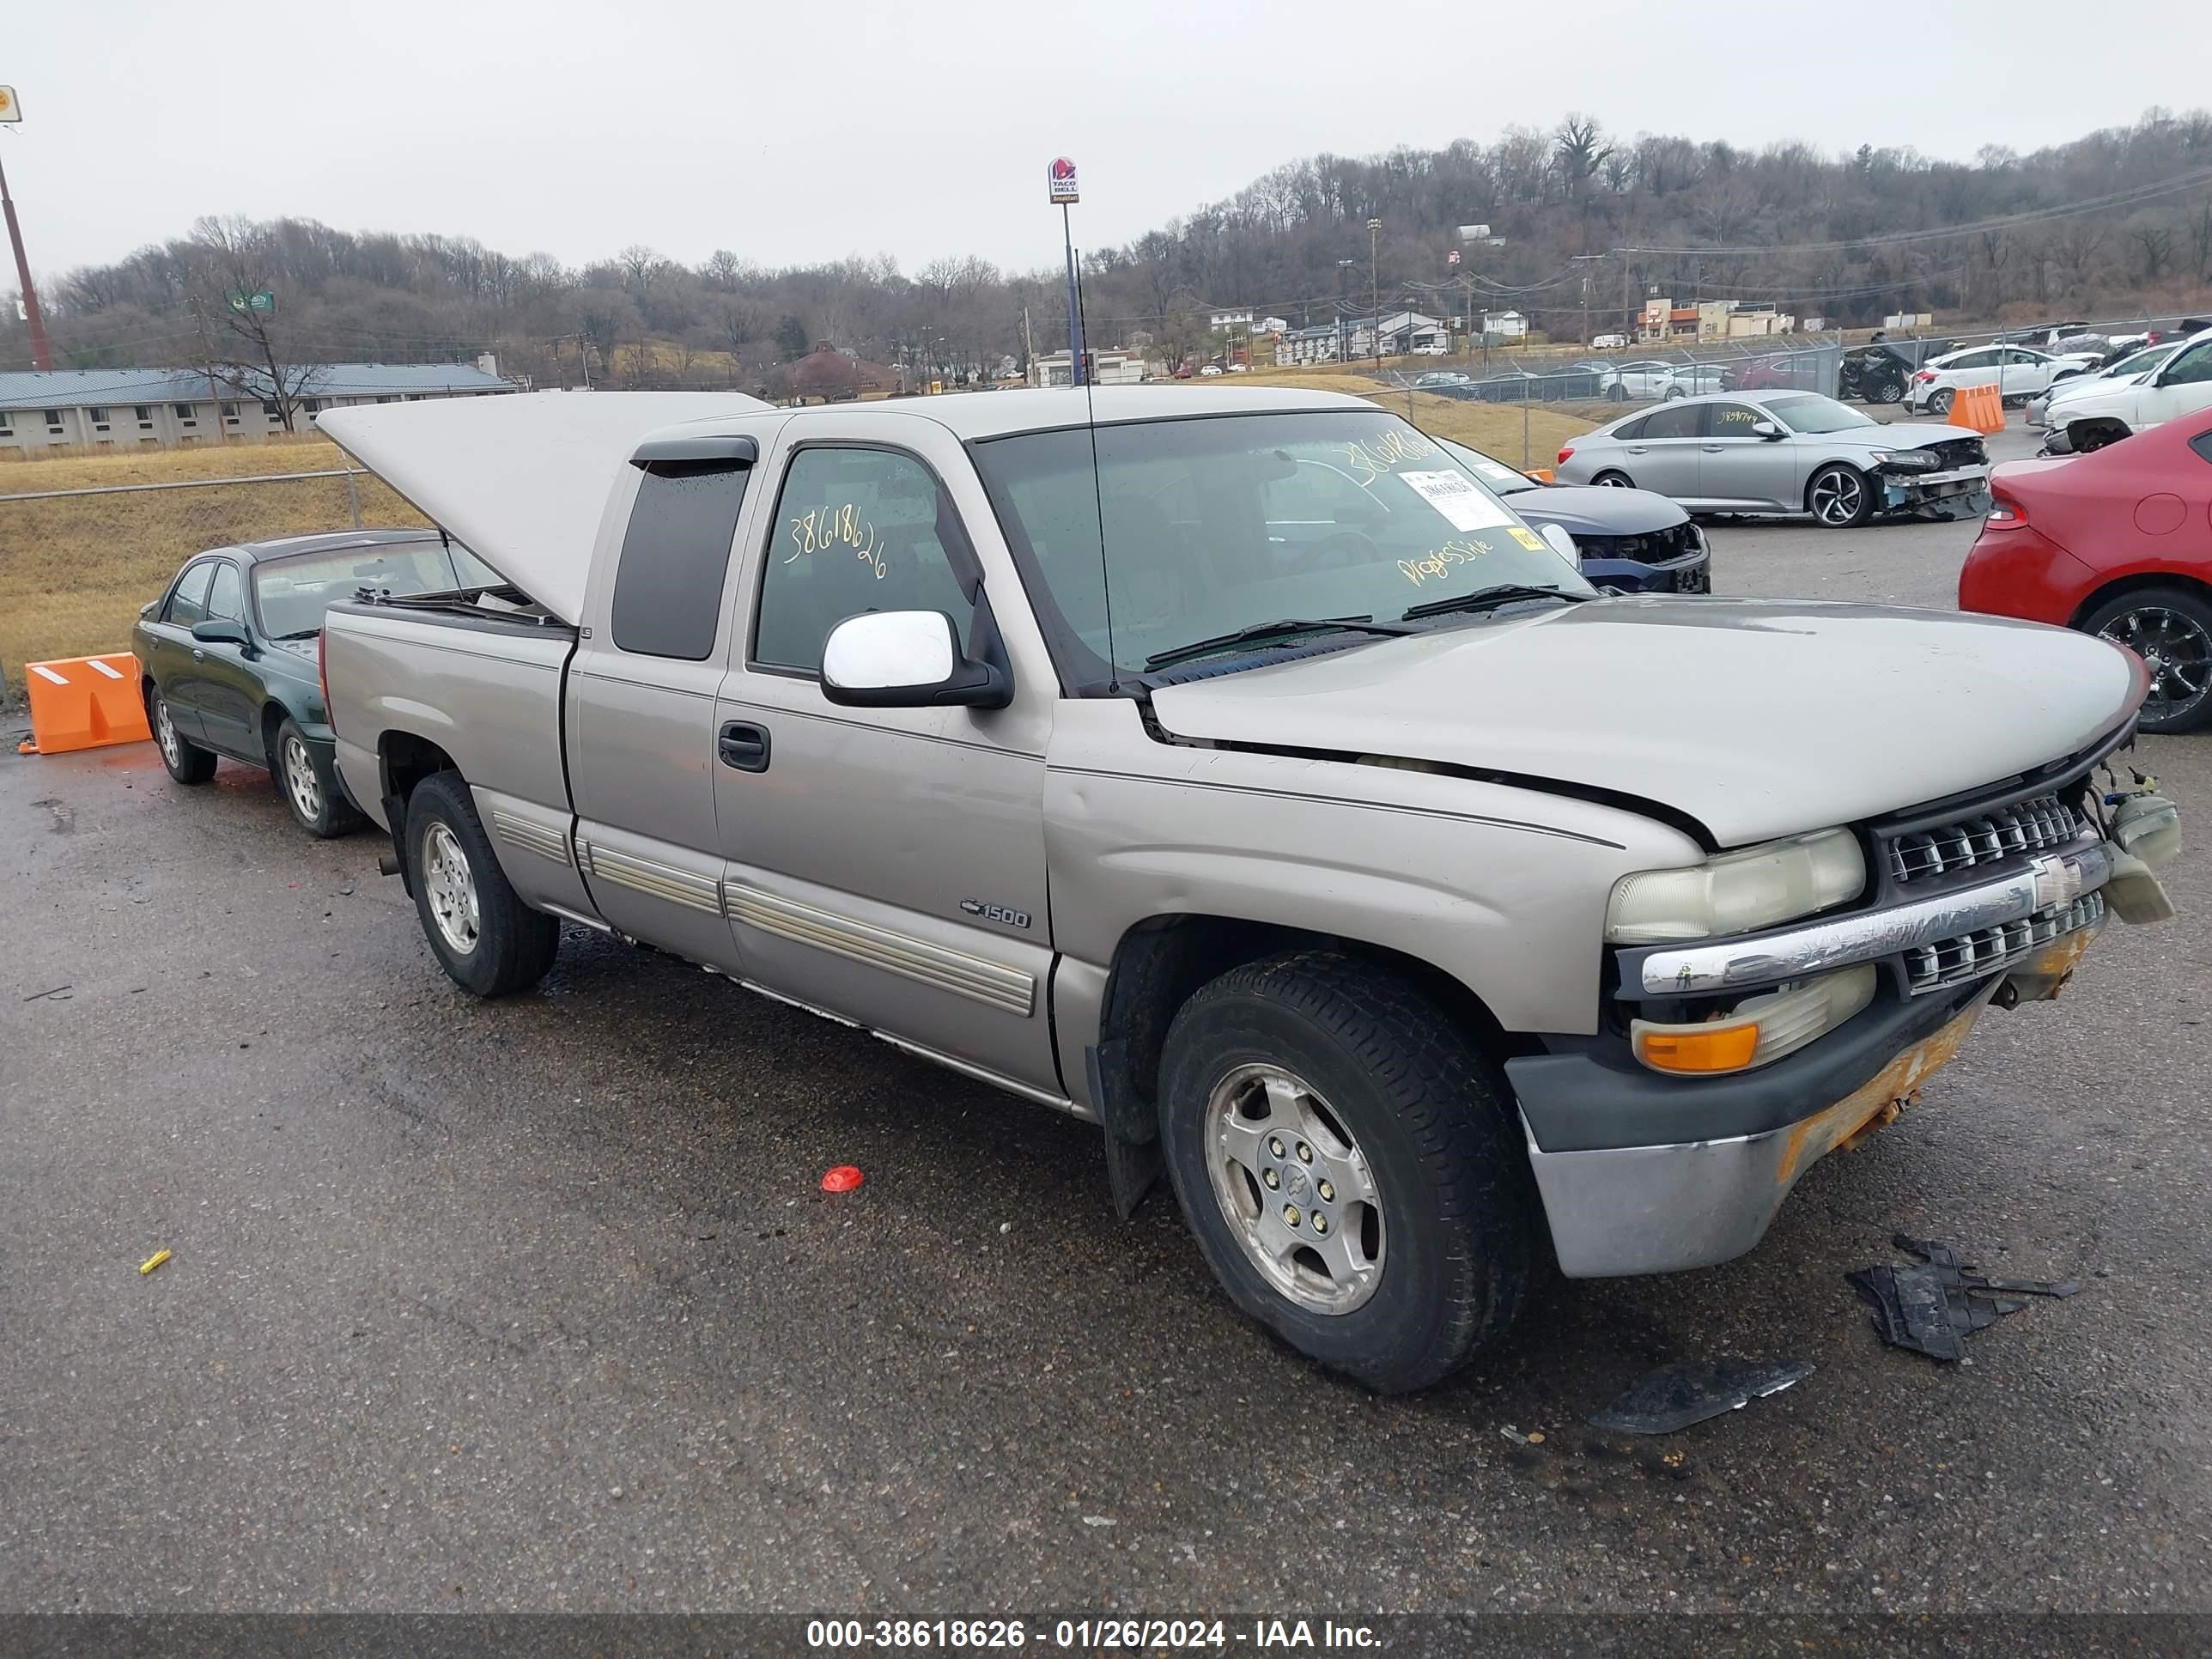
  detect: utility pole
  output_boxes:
[1366,218,1382,365]
[0,128,56,371]
[1021,305,1035,383]
[1621,250,1634,343]
[1336,259,1355,363]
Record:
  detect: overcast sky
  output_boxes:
[3,0,2203,286]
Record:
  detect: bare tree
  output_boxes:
[1553,115,1613,200]
[2191,200,2212,281]
[190,216,319,432]
[2129,218,2176,283]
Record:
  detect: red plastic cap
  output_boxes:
[820,1164,865,1193]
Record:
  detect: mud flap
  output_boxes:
[1087,1039,1161,1220]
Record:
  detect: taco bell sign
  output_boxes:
[1047,157,1079,205]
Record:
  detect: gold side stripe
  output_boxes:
[580,842,723,915]
[725,884,1035,1018]
[491,810,571,867]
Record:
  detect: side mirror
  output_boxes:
[1750,420,1784,441]
[191,618,253,651]
[821,611,1011,710]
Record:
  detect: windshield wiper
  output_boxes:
[272,627,322,641]
[1401,584,1595,622]
[1144,615,1417,671]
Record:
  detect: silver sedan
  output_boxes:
[1552,391,1993,527]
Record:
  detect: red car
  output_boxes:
[1959,412,2212,732]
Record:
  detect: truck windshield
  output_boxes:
[971,410,1587,686]
[253,539,501,638]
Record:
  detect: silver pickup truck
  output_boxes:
[319,386,2177,1392]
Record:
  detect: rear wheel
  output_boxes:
[405,771,560,996]
[1808,463,1873,528]
[1929,387,1956,416]
[1591,470,1634,489]
[1157,950,1538,1394]
[2081,586,2212,734]
[148,687,216,785]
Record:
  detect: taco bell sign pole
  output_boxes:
[1048,157,1084,386]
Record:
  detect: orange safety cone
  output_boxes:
[22,653,151,756]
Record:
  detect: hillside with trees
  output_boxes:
[9,108,2210,392]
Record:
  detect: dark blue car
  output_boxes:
[1439,438,1711,594]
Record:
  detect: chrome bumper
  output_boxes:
[1528,983,2002,1277]
[1627,836,2112,997]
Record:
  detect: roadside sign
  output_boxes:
[1047,157,1079,205]
[228,290,276,314]
[0,87,20,123]
[1447,249,1460,268]
[1456,223,1490,241]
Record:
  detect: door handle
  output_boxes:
[717,720,770,773]
[1627,446,1650,454]
[1700,444,1725,453]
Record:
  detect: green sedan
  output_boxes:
[131,530,497,836]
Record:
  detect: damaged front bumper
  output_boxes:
[1507,835,2119,1278]
[1876,462,1990,521]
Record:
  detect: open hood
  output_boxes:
[1150,598,2137,847]
[319,391,769,623]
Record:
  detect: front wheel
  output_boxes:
[274,717,365,839]
[1157,951,1538,1394]
[1873,379,1905,404]
[405,771,561,996]
[2081,586,2212,733]
[1808,463,1873,528]
[149,687,216,785]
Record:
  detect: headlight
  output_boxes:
[1605,828,1866,945]
[1869,448,1938,469]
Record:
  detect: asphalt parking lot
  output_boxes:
[4,425,2209,1618]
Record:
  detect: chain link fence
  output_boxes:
[0,467,428,696]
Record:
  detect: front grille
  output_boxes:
[1887,792,2081,885]
[1579,521,1703,566]
[1904,892,2104,995]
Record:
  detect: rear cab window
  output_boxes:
[610,459,754,661]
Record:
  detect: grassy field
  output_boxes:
[0,437,428,690]
[1197,366,1598,465]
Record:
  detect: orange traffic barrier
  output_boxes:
[1524,467,1556,483]
[1947,383,2005,435]
[21,652,150,756]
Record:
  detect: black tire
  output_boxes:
[1157,950,1538,1394]
[404,771,560,996]
[147,685,216,785]
[1807,462,1873,529]
[2079,586,2212,734]
[1928,387,1955,416]
[1873,379,1905,404]
[1663,385,1686,400]
[1591,469,1635,489]
[1606,383,1626,402]
[271,716,365,839]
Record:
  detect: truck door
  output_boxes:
[713,418,1061,1097]
[565,437,762,969]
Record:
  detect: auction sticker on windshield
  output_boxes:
[1398,470,1516,532]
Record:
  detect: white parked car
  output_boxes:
[1199,363,1224,377]
[1591,332,1628,350]
[1597,360,1727,402]
[2044,328,2212,454]
[2026,340,2183,428]
[1905,344,2100,415]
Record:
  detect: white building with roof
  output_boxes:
[0,361,514,454]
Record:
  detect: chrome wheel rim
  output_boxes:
[1596,474,1629,487]
[282,734,323,823]
[421,821,481,955]
[2101,607,2212,725]
[153,697,179,767]
[1203,1063,1384,1316]
[1811,470,1863,526]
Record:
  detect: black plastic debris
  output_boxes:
[1847,1234,2080,1363]
[1587,1358,1815,1436]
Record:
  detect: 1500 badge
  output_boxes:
[960,899,1031,929]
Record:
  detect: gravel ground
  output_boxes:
[3,424,2208,1617]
